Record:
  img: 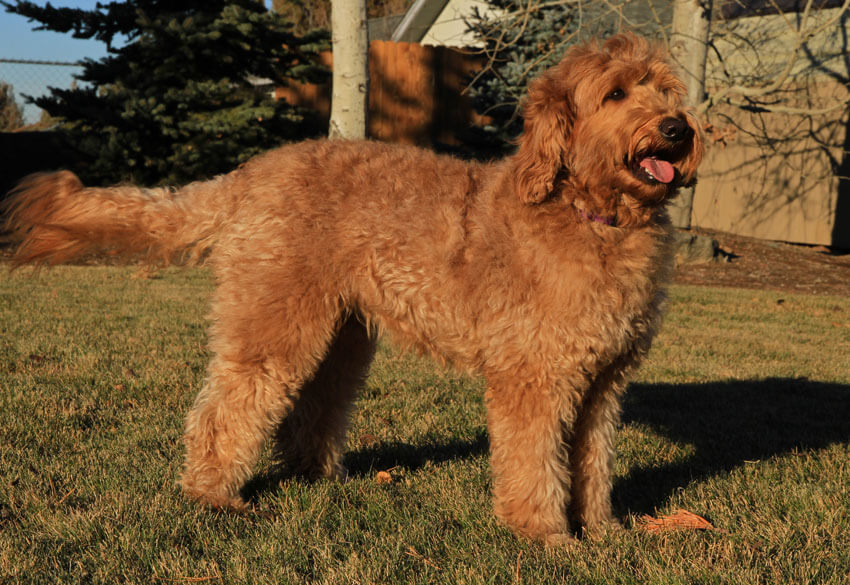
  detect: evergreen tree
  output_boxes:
[465,1,616,152]
[2,0,330,185]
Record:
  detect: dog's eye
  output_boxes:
[605,88,626,102]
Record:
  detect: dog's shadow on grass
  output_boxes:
[245,377,849,515]
[242,433,490,503]
[616,377,850,516]
[343,433,490,479]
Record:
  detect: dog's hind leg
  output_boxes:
[179,272,343,509]
[273,314,376,481]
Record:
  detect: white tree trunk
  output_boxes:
[329,0,369,140]
[668,0,712,229]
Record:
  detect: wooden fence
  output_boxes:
[276,40,487,148]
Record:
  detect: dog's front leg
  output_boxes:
[568,353,641,536]
[567,377,623,535]
[485,378,575,543]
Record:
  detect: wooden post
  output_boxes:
[668,0,712,229]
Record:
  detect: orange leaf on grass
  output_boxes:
[637,509,716,532]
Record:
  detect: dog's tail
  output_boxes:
[3,171,233,268]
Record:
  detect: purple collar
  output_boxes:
[580,211,616,226]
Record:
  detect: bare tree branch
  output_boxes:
[699,0,850,115]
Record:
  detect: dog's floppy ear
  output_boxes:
[513,73,574,204]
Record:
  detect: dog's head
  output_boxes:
[513,33,704,206]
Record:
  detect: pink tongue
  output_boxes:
[640,157,675,183]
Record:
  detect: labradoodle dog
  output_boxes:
[4,33,703,542]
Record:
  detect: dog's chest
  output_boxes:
[534,230,672,360]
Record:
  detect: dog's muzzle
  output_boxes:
[659,117,692,143]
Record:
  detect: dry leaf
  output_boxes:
[375,470,393,484]
[637,509,716,533]
[358,433,379,447]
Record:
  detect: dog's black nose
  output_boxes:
[659,117,690,142]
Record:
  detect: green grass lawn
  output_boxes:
[1,265,848,584]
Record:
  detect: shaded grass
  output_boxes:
[0,265,848,584]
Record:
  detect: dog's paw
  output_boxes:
[543,532,578,547]
[581,517,624,540]
[327,463,349,483]
[181,484,249,512]
[211,495,250,512]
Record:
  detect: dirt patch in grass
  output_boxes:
[675,228,850,297]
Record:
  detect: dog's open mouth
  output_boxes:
[634,155,676,184]
[637,156,675,184]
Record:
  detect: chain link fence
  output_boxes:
[0,58,83,126]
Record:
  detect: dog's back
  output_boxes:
[4,140,484,269]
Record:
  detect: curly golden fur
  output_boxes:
[4,34,703,542]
